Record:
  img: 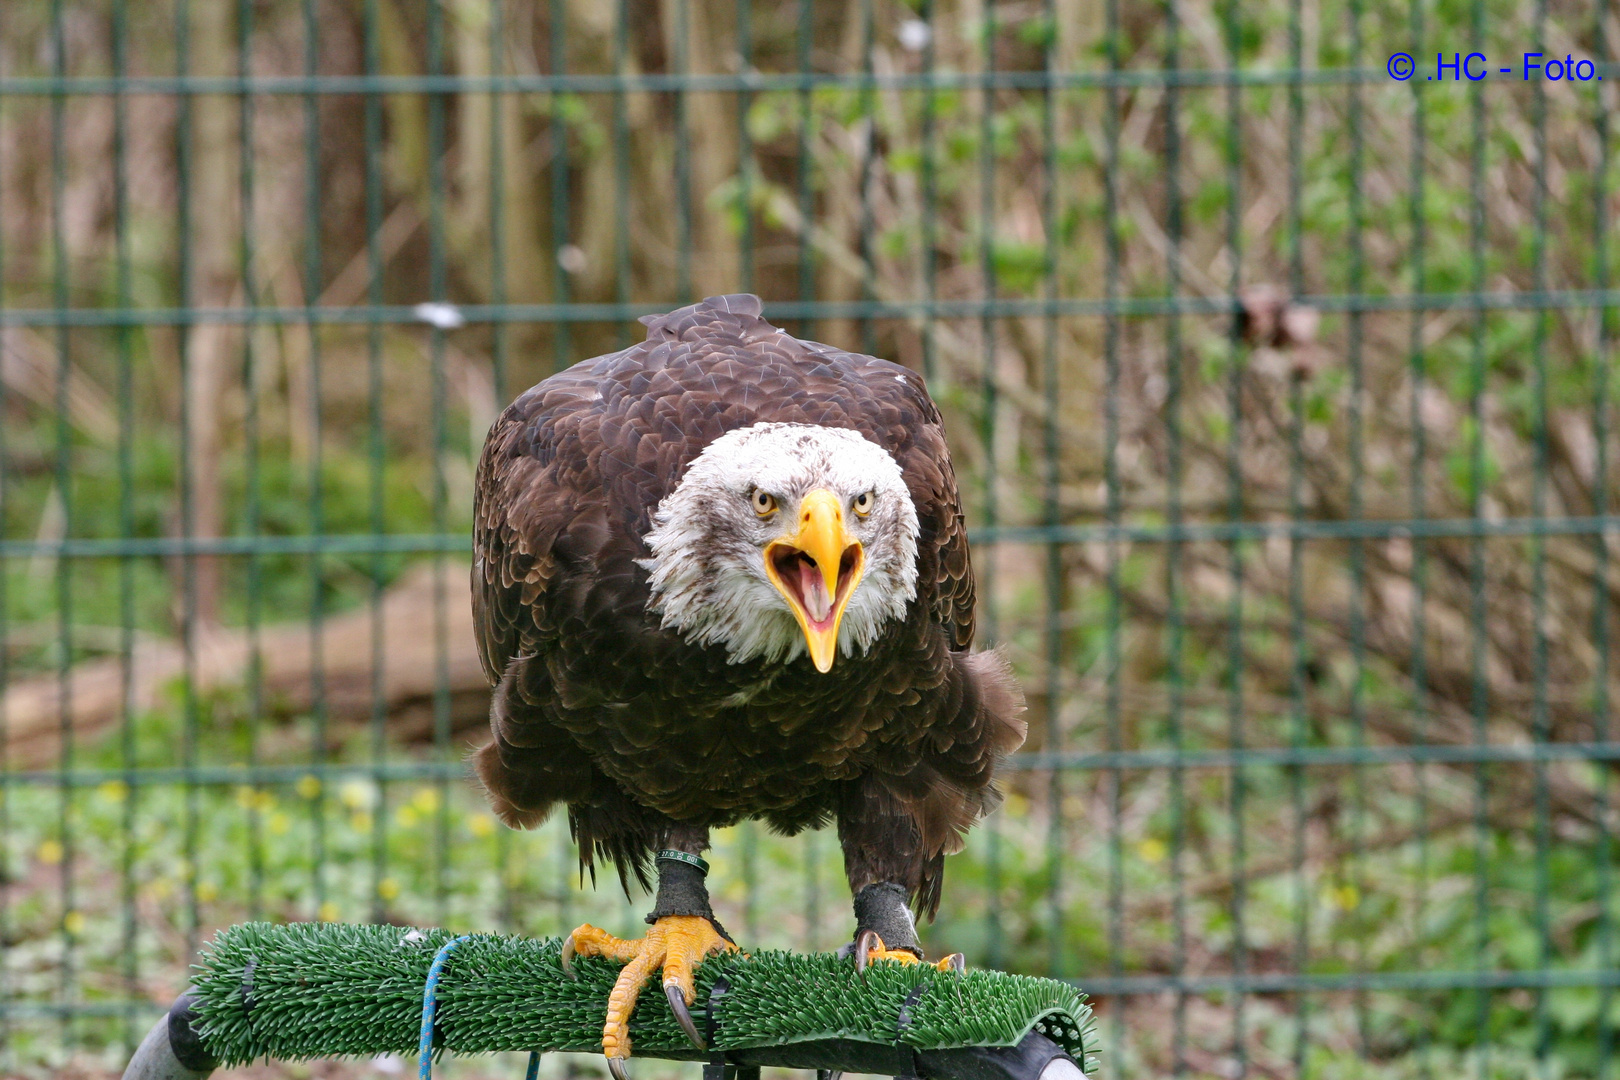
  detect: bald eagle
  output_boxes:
[472,295,1025,1074]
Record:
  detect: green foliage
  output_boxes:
[989,240,1049,295]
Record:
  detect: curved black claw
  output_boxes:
[941,952,966,974]
[665,981,707,1050]
[559,934,578,981]
[608,1057,631,1080]
[852,929,883,979]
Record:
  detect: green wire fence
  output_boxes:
[0,0,1617,1077]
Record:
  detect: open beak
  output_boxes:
[763,489,864,673]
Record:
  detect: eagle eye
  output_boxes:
[751,489,778,516]
[853,491,874,517]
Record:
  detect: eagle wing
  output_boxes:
[472,366,606,688]
[894,403,976,652]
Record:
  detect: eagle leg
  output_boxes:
[838,775,973,975]
[559,841,737,1069]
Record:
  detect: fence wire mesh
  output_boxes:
[0,0,1618,1076]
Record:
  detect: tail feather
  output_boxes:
[964,646,1028,756]
[471,737,560,831]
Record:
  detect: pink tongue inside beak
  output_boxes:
[797,557,833,624]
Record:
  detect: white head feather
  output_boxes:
[640,422,920,667]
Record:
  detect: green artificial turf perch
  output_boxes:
[187,922,1096,1070]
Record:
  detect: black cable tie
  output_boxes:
[704,973,731,1049]
[239,956,258,1040]
[893,981,927,1080]
[702,973,734,1080]
[894,982,927,1043]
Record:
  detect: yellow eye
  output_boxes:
[752,489,778,516]
[853,491,874,517]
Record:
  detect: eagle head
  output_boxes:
[640,422,921,672]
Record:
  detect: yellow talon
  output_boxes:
[562,915,737,1065]
[853,930,966,974]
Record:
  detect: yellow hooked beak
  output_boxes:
[763,489,865,673]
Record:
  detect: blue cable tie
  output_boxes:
[418,935,474,1080]
[524,1051,541,1080]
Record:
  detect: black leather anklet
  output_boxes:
[647,851,733,943]
[852,881,921,955]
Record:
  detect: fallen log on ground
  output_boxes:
[1,563,491,770]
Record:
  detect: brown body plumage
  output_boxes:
[471,294,1024,919]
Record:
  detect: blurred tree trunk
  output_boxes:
[572,0,637,304]
[663,0,739,298]
[814,0,874,351]
[372,0,429,203]
[177,0,239,630]
[453,0,549,308]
